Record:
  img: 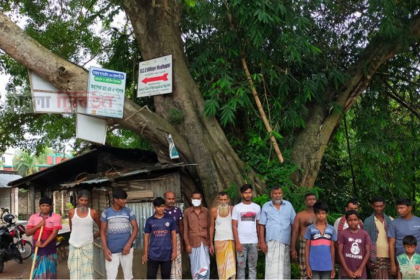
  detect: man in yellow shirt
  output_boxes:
[363,196,393,279]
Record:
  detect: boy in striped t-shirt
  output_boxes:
[305,201,337,279]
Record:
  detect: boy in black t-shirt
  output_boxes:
[143,197,177,279]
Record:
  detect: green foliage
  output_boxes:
[317,60,420,218]
[66,202,75,210]
[106,127,153,151]
[12,150,38,176]
[168,108,184,125]
[224,182,240,204]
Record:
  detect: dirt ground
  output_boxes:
[1,253,70,279]
[1,223,71,279]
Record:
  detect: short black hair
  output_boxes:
[346,199,359,207]
[113,188,128,199]
[39,197,53,206]
[371,196,385,204]
[78,190,90,199]
[218,191,229,197]
[345,210,360,220]
[403,235,417,246]
[240,184,252,193]
[314,201,329,214]
[191,190,202,198]
[271,186,282,191]
[305,193,316,199]
[153,197,166,207]
[396,198,412,207]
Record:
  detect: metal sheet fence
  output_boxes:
[127,202,184,249]
[93,239,107,279]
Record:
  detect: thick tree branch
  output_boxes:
[291,11,420,187]
[0,11,194,164]
[383,81,420,121]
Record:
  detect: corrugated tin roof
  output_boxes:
[59,165,194,188]
[0,173,22,188]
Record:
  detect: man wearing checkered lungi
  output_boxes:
[364,196,393,279]
[291,193,317,279]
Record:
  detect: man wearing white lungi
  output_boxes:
[68,190,101,279]
[259,186,296,279]
[184,191,210,280]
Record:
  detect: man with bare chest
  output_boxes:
[291,193,317,279]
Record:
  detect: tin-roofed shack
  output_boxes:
[0,171,21,219]
[8,145,189,278]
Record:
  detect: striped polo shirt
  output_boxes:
[304,223,337,271]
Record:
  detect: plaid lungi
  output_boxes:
[68,243,94,279]
[299,236,307,279]
[370,257,391,279]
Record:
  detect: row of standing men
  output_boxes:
[24,185,420,279]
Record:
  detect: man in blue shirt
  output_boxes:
[387,198,420,277]
[143,197,177,279]
[259,186,296,279]
[100,189,139,280]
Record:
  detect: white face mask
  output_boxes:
[192,199,201,207]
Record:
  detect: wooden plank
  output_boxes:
[127,190,154,200]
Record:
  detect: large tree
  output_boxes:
[0,0,419,203]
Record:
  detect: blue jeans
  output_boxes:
[236,243,258,279]
[312,270,331,279]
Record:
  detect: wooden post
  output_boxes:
[225,4,284,163]
[29,226,44,280]
[240,56,284,163]
[61,191,64,218]
[30,186,35,214]
[53,191,56,213]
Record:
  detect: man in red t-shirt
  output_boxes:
[26,197,62,279]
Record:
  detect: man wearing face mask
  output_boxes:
[209,191,236,280]
[259,186,296,279]
[183,191,210,279]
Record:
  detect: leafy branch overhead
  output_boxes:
[0,0,419,203]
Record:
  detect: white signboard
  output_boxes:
[87,67,126,118]
[76,113,107,144]
[28,71,72,113]
[32,92,73,113]
[137,55,173,97]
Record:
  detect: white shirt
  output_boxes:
[232,202,261,244]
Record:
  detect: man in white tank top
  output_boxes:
[68,190,101,279]
[209,191,236,280]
